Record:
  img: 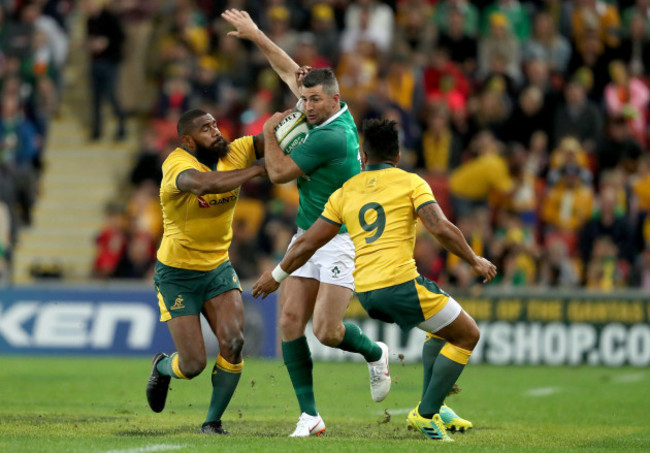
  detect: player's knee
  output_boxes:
[180,357,206,379]
[462,324,480,351]
[219,333,244,362]
[279,312,305,339]
[313,323,342,347]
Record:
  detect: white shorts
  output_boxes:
[417,296,463,333]
[287,228,355,290]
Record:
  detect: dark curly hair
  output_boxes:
[362,119,399,162]
[177,109,208,137]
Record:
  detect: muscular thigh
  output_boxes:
[166,315,205,362]
[203,289,245,342]
[312,282,353,331]
[203,290,245,363]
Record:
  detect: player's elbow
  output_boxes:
[267,171,283,184]
[267,168,293,184]
[429,219,455,238]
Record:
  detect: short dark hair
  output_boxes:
[177,109,208,137]
[362,119,399,162]
[302,68,339,96]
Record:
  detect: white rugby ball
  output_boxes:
[274,110,309,154]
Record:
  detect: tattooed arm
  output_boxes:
[417,202,497,283]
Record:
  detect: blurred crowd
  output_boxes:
[0,0,72,280]
[4,0,649,291]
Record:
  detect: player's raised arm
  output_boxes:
[418,202,497,283]
[252,218,341,298]
[222,9,301,98]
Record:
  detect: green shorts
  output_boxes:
[154,260,242,322]
[356,276,450,330]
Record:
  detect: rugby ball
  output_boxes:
[274,110,309,154]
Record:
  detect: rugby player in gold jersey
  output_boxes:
[146,109,265,435]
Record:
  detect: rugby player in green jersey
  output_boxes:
[145,109,266,434]
[252,119,497,441]
[222,9,391,437]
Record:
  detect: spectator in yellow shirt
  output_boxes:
[542,163,595,234]
[449,130,513,219]
[571,0,621,51]
[547,136,593,186]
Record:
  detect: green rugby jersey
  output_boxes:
[289,102,360,233]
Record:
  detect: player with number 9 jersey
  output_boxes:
[321,165,434,292]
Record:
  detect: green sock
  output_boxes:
[156,352,186,379]
[204,355,243,423]
[338,322,382,362]
[282,336,317,416]
[419,345,470,417]
[421,335,445,401]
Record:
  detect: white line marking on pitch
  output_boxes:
[612,372,646,383]
[374,408,411,415]
[105,444,184,453]
[525,386,561,397]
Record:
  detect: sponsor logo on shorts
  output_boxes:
[232,274,238,282]
[171,295,185,310]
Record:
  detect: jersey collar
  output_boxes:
[364,163,394,171]
[197,155,217,171]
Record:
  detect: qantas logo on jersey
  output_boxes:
[197,195,238,208]
[197,196,210,208]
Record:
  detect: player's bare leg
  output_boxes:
[166,315,208,377]
[311,283,353,346]
[200,289,245,434]
[313,282,391,402]
[279,276,319,342]
[147,315,206,412]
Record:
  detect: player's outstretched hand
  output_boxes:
[472,256,498,284]
[295,66,312,86]
[222,9,258,40]
[252,271,281,299]
[263,109,292,134]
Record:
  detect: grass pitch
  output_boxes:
[0,357,648,452]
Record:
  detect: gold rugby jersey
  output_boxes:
[321,164,436,292]
[157,136,255,271]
